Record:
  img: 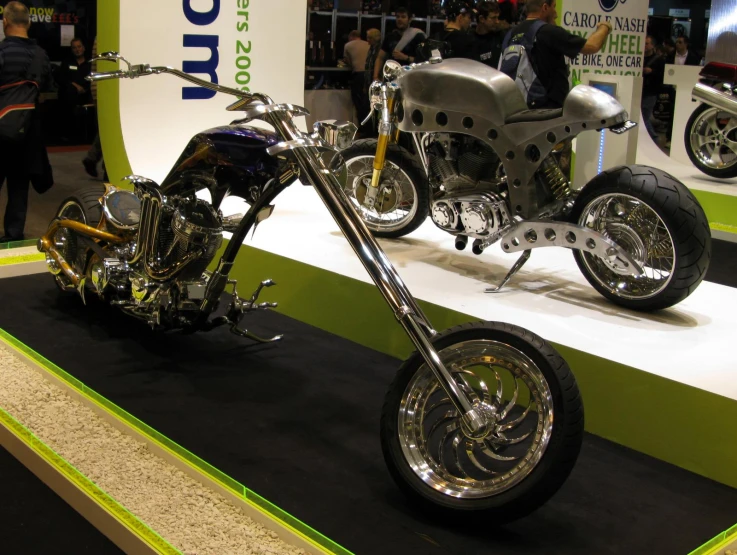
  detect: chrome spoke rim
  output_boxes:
[690,108,737,170]
[345,155,418,232]
[398,340,554,499]
[578,193,675,300]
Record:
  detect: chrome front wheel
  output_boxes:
[342,139,429,238]
[381,322,583,521]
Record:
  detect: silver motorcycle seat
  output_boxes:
[504,108,564,124]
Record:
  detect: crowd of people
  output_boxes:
[343,0,611,135]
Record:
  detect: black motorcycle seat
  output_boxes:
[505,108,564,124]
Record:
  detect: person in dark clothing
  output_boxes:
[642,35,665,141]
[436,0,476,60]
[372,7,426,80]
[504,0,611,109]
[0,1,53,242]
[474,1,507,68]
[667,36,701,66]
[58,38,92,104]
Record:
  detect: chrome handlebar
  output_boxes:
[87,51,267,103]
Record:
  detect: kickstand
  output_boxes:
[485,250,532,294]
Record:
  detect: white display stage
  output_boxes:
[216,181,737,404]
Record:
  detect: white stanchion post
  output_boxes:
[663,64,705,166]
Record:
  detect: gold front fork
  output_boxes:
[370,93,397,190]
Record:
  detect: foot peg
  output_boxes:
[485,250,531,294]
[226,278,283,343]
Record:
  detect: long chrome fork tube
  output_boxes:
[266,111,481,424]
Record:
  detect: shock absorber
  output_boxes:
[539,156,571,200]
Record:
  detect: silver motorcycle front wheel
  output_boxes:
[381,322,583,521]
[341,139,429,238]
[685,103,737,179]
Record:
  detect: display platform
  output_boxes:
[0,273,735,555]
[209,179,737,490]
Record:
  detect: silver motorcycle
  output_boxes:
[38,53,584,522]
[343,58,712,311]
[688,61,737,179]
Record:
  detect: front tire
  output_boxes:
[381,322,583,523]
[342,139,429,238]
[685,103,737,179]
[570,165,711,311]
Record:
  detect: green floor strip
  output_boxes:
[689,522,737,555]
[0,239,38,250]
[0,407,178,554]
[0,253,45,266]
[0,329,351,555]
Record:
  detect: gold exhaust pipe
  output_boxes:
[38,219,126,286]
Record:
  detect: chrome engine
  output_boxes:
[90,192,223,327]
[427,134,511,239]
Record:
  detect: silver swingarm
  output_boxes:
[485,221,644,294]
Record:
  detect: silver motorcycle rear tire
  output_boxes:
[571,165,711,311]
[380,321,583,522]
[685,103,737,179]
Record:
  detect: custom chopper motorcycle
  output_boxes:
[38,53,584,522]
[687,61,737,179]
[343,58,712,311]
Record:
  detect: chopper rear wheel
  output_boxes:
[48,184,105,291]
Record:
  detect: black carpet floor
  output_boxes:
[0,445,122,554]
[0,274,736,554]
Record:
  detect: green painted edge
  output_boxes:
[0,253,45,266]
[689,522,737,555]
[0,329,352,555]
[0,239,38,250]
[98,0,132,185]
[214,240,737,501]
[692,189,737,235]
[0,406,179,554]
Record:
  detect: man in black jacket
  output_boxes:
[642,35,665,141]
[0,1,52,242]
[668,36,701,67]
[437,0,476,60]
[474,1,507,68]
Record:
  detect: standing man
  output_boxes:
[372,7,426,81]
[642,35,665,141]
[343,30,370,132]
[668,36,701,66]
[502,0,611,109]
[437,0,476,60]
[475,1,507,68]
[60,38,92,103]
[0,1,52,242]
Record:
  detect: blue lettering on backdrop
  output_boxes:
[182,35,220,100]
[182,0,221,100]
[183,0,221,25]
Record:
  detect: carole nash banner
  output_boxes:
[115,0,306,183]
[560,0,648,83]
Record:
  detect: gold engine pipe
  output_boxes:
[39,219,127,287]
